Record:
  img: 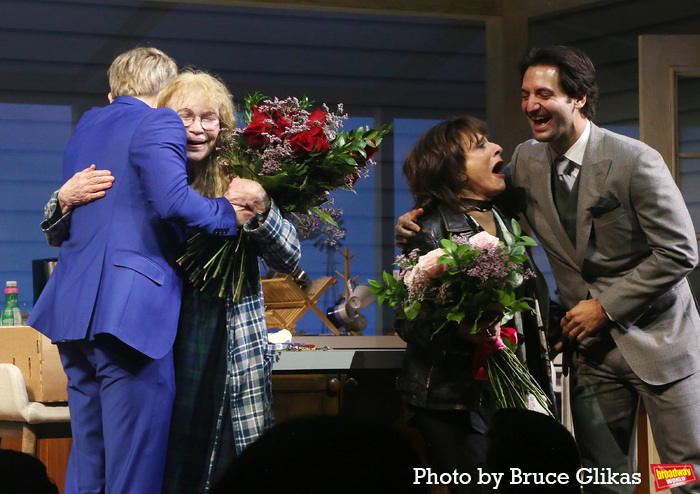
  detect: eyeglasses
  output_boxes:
[177,109,220,131]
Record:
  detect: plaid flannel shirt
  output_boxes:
[204,201,300,489]
[42,190,72,247]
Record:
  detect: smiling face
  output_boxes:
[461,133,506,201]
[172,91,221,166]
[521,65,587,155]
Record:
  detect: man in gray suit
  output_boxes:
[397,46,700,493]
[512,45,700,493]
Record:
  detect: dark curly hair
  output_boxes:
[519,45,599,120]
[402,116,488,212]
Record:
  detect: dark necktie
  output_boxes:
[553,155,579,244]
[554,156,578,198]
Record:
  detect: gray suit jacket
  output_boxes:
[507,122,700,385]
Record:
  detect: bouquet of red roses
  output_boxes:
[369,221,553,414]
[178,93,392,298]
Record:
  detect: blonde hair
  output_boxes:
[108,47,177,98]
[156,69,236,198]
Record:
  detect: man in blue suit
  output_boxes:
[27,47,262,494]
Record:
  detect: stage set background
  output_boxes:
[1,0,699,334]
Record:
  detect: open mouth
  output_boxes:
[530,114,551,128]
[492,161,505,174]
[187,139,207,147]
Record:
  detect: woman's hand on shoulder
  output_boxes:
[57,164,114,214]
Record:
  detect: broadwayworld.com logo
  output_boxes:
[651,464,698,491]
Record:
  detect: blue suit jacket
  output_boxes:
[28,96,237,359]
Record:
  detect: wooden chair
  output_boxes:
[0,363,71,456]
[262,275,340,334]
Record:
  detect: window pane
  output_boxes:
[679,158,700,233]
[393,118,442,220]
[293,116,379,335]
[678,76,700,154]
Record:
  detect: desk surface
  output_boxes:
[273,335,406,371]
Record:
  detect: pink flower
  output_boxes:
[402,266,419,288]
[403,248,445,287]
[416,248,444,271]
[469,231,500,250]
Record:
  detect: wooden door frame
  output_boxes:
[639,34,700,179]
[638,34,700,494]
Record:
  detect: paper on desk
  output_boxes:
[268,329,293,344]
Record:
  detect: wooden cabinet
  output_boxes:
[271,368,442,492]
[1,340,408,494]
[272,369,406,427]
[270,336,408,427]
[1,370,407,494]
[272,373,342,420]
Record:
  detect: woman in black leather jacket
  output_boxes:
[397,117,554,494]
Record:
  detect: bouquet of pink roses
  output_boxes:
[178,93,392,299]
[369,220,552,414]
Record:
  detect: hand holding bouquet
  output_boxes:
[369,220,553,414]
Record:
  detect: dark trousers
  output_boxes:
[58,334,175,494]
[571,333,700,494]
[410,407,488,494]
